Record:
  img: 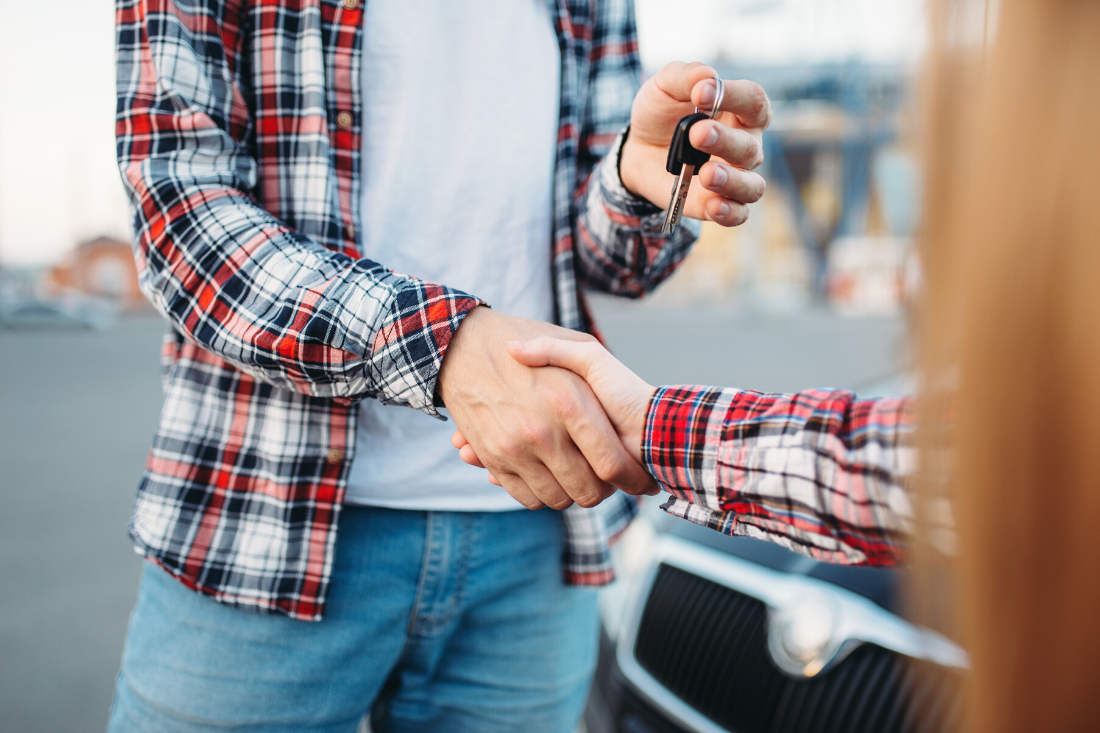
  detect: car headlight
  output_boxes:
[767,594,843,677]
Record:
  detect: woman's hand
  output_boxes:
[618,62,771,227]
[452,338,657,488]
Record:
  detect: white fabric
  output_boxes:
[346,0,561,510]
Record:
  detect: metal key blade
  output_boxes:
[661,163,696,234]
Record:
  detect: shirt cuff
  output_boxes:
[642,385,730,498]
[371,281,486,420]
[599,126,667,230]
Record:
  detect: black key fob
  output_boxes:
[665,112,712,174]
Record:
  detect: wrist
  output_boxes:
[615,133,675,215]
[436,305,491,407]
[625,385,658,465]
[618,133,647,200]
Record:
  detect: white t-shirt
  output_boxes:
[345,0,561,510]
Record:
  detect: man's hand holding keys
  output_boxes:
[439,65,770,512]
[620,63,771,228]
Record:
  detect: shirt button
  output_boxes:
[343,222,356,240]
[343,0,359,8]
[336,111,353,130]
[326,448,344,463]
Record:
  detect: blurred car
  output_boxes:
[585,503,966,733]
[0,294,117,330]
[585,375,964,733]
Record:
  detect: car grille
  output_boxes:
[633,564,964,733]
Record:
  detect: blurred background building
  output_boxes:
[0,235,140,329]
[45,236,143,310]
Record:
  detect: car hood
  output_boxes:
[661,514,903,616]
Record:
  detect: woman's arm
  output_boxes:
[453,337,915,566]
[646,385,915,566]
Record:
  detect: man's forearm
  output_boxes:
[118,0,483,413]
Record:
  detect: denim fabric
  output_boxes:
[106,506,599,733]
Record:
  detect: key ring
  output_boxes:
[694,74,724,119]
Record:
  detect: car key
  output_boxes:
[661,76,724,235]
[661,112,712,234]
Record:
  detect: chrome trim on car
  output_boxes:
[767,591,848,677]
[615,535,968,733]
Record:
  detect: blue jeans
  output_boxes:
[106,506,599,733]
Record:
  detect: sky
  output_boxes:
[0,0,925,267]
[635,0,925,69]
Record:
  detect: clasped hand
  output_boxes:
[451,335,655,499]
[437,307,657,510]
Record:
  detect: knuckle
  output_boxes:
[497,435,525,460]
[750,85,770,123]
[741,136,762,166]
[575,488,605,509]
[548,496,574,511]
[743,182,765,204]
[516,418,552,451]
[499,477,543,510]
[593,452,630,485]
[547,388,581,421]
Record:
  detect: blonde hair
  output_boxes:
[919,1,1100,730]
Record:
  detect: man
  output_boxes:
[108,0,769,730]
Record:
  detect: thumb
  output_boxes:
[507,337,602,381]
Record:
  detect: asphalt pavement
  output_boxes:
[0,301,905,733]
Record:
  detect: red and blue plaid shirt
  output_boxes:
[116,0,698,621]
[644,386,917,566]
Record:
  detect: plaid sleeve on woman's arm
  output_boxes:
[642,385,918,566]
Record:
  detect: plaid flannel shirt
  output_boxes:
[116,0,698,621]
[643,386,917,566]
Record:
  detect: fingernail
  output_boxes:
[703,126,719,148]
[699,80,717,108]
[717,202,730,219]
[507,340,525,351]
[711,165,728,187]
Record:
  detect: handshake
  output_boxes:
[437,306,660,510]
